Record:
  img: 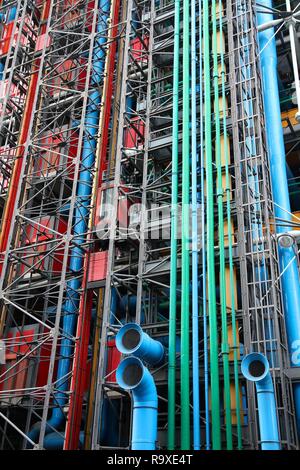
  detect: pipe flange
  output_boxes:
[278,234,295,248]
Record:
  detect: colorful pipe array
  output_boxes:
[258,0,300,435]
[1,0,300,451]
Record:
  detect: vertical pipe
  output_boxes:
[203,0,221,449]
[28,0,110,443]
[199,0,210,449]
[218,0,242,449]
[181,0,190,450]
[212,0,232,449]
[49,0,110,430]
[191,0,200,450]
[241,353,280,450]
[286,0,300,121]
[257,0,300,435]
[167,0,180,450]
[116,357,158,450]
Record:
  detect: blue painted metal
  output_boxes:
[191,0,200,450]
[241,353,280,450]
[43,431,84,450]
[116,356,158,450]
[198,0,210,449]
[110,287,118,324]
[116,323,164,366]
[257,0,300,434]
[28,1,110,444]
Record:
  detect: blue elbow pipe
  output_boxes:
[257,0,300,434]
[116,323,165,366]
[28,1,110,445]
[116,356,158,450]
[241,353,280,450]
[43,431,84,450]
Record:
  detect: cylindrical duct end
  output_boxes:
[241,352,269,383]
[116,323,164,366]
[116,356,158,450]
[241,353,280,450]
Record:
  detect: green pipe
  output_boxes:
[167,0,180,450]
[218,0,242,449]
[203,0,221,450]
[180,0,190,450]
[212,0,232,449]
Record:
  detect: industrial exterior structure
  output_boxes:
[0,0,299,451]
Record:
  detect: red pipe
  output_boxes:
[64,0,120,450]
[0,1,51,274]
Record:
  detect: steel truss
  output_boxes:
[0,0,299,451]
[227,0,298,449]
[0,0,115,449]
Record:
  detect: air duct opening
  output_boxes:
[122,362,143,387]
[249,360,266,378]
[122,328,140,350]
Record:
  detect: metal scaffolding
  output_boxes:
[0,0,299,451]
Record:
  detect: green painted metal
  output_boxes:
[212,0,232,449]
[218,0,242,449]
[167,0,180,451]
[203,0,221,450]
[180,0,190,450]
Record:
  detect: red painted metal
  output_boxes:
[49,59,86,96]
[124,116,145,149]
[130,35,149,63]
[0,1,51,274]
[19,216,68,275]
[0,326,37,399]
[87,251,108,283]
[35,33,51,52]
[0,19,31,57]
[96,0,121,188]
[35,126,78,179]
[93,183,131,234]
[106,339,121,383]
[64,0,121,449]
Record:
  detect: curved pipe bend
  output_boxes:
[116,323,164,366]
[241,353,280,450]
[116,356,158,450]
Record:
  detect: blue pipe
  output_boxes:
[43,431,84,450]
[191,0,200,450]
[28,1,110,445]
[241,353,280,450]
[198,0,210,449]
[257,0,300,434]
[116,323,164,366]
[110,287,118,324]
[116,356,158,450]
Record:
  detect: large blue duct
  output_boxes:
[241,353,280,450]
[116,323,165,366]
[28,0,110,445]
[257,0,300,434]
[116,356,158,450]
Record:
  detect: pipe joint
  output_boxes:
[116,356,158,450]
[241,353,280,450]
[116,323,165,366]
